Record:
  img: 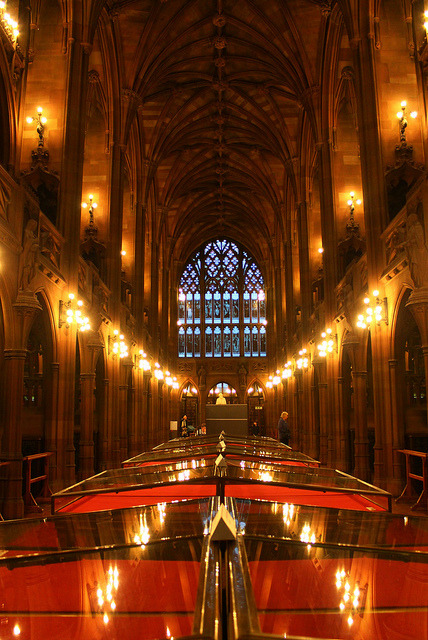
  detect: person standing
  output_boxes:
[277,411,290,445]
[181,414,188,437]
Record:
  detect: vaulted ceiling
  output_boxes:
[99,0,341,261]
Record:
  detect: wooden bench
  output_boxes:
[396,449,428,512]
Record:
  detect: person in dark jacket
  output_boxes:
[250,420,260,436]
[277,411,290,445]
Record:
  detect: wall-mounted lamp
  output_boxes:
[137,349,151,371]
[282,361,293,379]
[356,290,388,329]
[59,293,91,331]
[81,194,98,231]
[109,329,129,357]
[317,328,337,357]
[318,247,324,255]
[0,2,19,41]
[154,362,164,380]
[296,348,309,370]
[396,101,417,144]
[347,192,361,221]
[26,107,47,148]
[272,371,281,385]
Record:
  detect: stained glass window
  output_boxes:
[178,239,266,357]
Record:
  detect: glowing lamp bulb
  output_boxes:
[26,116,33,124]
[396,111,403,119]
[401,100,407,108]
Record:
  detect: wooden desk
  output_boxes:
[396,449,428,511]
[23,452,53,513]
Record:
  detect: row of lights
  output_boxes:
[59,299,179,385]
[266,286,387,382]
[0,1,19,41]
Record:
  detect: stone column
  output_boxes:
[1,349,28,519]
[318,382,328,465]
[79,372,96,479]
[352,371,370,481]
[1,294,42,519]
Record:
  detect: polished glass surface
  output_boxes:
[243,535,428,639]
[233,498,428,554]
[123,443,317,468]
[0,538,204,640]
[153,433,285,451]
[0,499,212,559]
[225,457,390,496]
[54,459,216,497]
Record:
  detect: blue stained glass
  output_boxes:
[214,327,221,357]
[232,327,240,355]
[178,239,266,358]
[224,327,231,356]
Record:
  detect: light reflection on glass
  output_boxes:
[282,502,295,527]
[335,568,367,626]
[300,523,315,548]
[178,469,190,481]
[258,471,273,482]
[157,502,167,525]
[134,513,150,547]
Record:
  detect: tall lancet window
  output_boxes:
[178,239,266,357]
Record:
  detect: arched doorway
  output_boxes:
[208,381,238,404]
[180,383,199,429]
[246,382,265,435]
[395,293,426,451]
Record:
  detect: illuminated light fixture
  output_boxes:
[59,293,91,331]
[425,10,428,31]
[154,368,164,380]
[165,375,173,385]
[296,349,309,370]
[261,319,268,326]
[318,247,324,254]
[347,191,362,226]
[282,360,293,378]
[0,2,19,40]
[356,290,388,329]
[26,106,47,147]
[12,624,20,637]
[266,375,273,389]
[109,329,129,358]
[317,328,336,357]
[396,100,417,144]
[121,249,126,256]
[81,194,98,231]
[272,375,281,385]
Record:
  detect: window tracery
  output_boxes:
[178,239,266,357]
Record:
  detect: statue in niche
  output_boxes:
[238,364,247,387]
[198,365,206,387]
[394,214,428,288]
[18,220,39,291]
